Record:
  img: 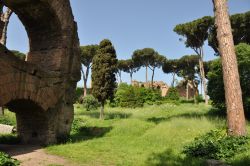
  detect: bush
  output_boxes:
[0,152,20,166]
[82,95,99,111]
[141,88,162,105]
[208,43,250,118]
[112,83,162,108]
[183,129,249,160]
[165,87,180,101]
[115,83,144,108]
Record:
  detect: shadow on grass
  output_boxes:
[147,108,225,125]
[69,126,112,143]
[0,134,20,144]
[145,149,205,166]
[81,111,132,120]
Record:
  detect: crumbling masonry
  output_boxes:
[0,0,81,145]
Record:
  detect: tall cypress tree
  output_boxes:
[91,39,118,120]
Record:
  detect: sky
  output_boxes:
[6,0,250,87]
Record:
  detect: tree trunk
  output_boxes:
[151,68,155,88]
[171,73,176,87]
[146,66,148,83]
[213,0,246,136]
[82,67,90,97]
[0,8,12,45]
[200,74,203,96]
[198,51,208,105]
[119,71,122,84]
[130,72,133,85]
[100,102,104,120]
[192,80,198,104]
[83,78,87,97]
[186,81,189,100]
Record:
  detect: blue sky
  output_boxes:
[6,0,250,87]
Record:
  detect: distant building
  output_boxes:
[131,80,169,97]
[131,80,198,99]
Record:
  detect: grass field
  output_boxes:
[1,103,250,165]
[45,103,250,166]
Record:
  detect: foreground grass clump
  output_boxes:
[183,129,249,160]
[0,152,20,166]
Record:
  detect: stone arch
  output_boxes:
[0,0,81,144]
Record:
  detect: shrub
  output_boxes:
[0,152,20,166]
[71,118,85,133]
[165,87,180,101]
[112,83,142,108]
[82,95,99,111]
[121,85,144,108]
[183,129,249,160]
[142,88,162,105]
[112,83,162,108]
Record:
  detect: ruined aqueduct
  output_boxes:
[0,0,81,144]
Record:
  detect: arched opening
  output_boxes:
[4,0,64,71]
[7,99,48,144]
[0,0,81,145]
[7,13,28,60]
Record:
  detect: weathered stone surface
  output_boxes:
[0,0,81,145]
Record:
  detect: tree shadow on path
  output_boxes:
[69,126,112,143]
[81,111,132,120]
[147,108,225,125]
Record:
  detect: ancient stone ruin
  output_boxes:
[0,0,81,145]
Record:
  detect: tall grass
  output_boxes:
[47,103,236,165]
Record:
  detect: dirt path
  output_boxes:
[0,144,76,166]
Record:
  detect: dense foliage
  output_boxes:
[0,152,20,166]
[118,59,140,83]
[91,39,118,104]
[208,11,250,53]
[207,43,250,117]
[82,95,99,111]
[132,48,166,84]
[91,39,118,119]
[183,130,249,160]
[174,16,213,50]
[112,83,162,108]
[165,87,180,101]
[162,59,179,87]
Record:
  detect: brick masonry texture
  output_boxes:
[0,0,81,145]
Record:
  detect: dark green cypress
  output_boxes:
[91,39,118,119]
